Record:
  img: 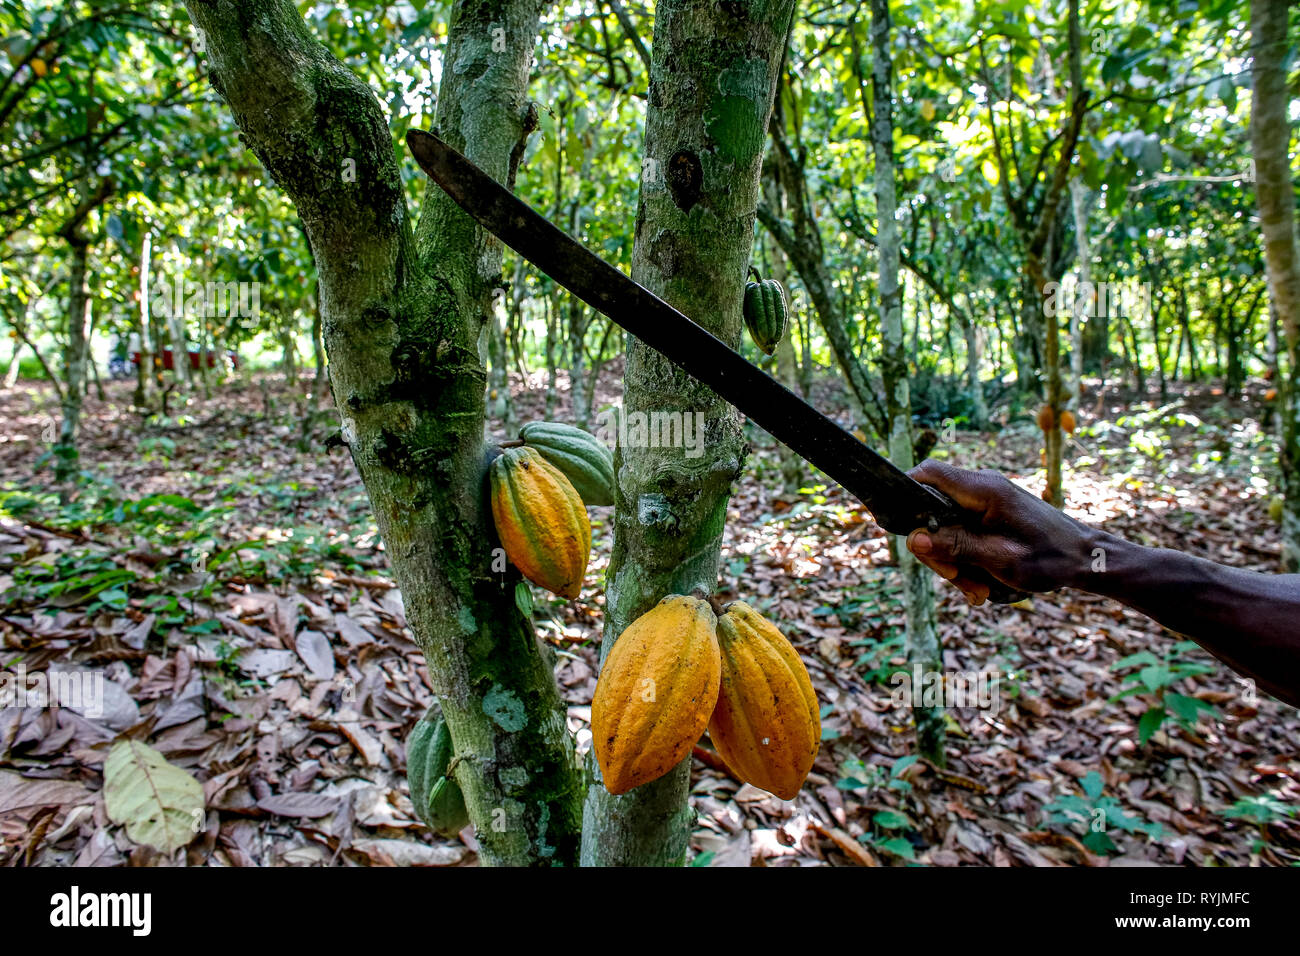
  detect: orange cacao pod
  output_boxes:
[1036,404,1054,433]
[1265,388,1278,402]
[1059,409,1076,434]
[708,602,820,800]
[591,594,721,795]
[489,446,591,599]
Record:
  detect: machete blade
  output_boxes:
[407,129,1029,603]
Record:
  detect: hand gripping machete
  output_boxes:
[407,129,1029,605]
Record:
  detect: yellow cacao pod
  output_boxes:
[592,594,721,795]
[709,601,820,800]
[489,446,591,599]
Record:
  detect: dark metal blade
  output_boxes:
[405,129,1034,614]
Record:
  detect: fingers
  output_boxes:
[908,529,961,580]
[949,574,991,606]
[917,524,1013,572]
[908,459,999,515]
[907,528,1008,606]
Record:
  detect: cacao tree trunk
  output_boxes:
[961,314,988,429]
[580,0,797,867]
[864,0,944,764]
[1251,0,1300,572]
[544,292,559,418]
[569,301,591,429]
[1069,177,1090,406]
[55,231,91,481]
[133,231,150,408]
[184,0,583,865]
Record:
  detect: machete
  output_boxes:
[407,129,1028,605]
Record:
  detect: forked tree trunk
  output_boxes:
[580,0,797,867]
[185,0,582,865]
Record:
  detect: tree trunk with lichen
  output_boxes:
[580,0,797,867]
[1251,0,1300,572]
[865,0,944,765]
[54,236,91,482]
[184,0,582,866]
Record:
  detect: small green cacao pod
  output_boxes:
[405,707,470,838]
[742,277,789,356]
[519,420,616,507]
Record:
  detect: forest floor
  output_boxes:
[1,366,1297,867]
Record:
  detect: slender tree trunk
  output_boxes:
[863,0,944,763]
[961,315,988,428]
[569,301,590,428]
[88,316,107,402]
[55,237,91,481]
[767,213,804,491]
[581,0,797,866]
[1126,315,1145,393]
[1069,178,1090,405]
[2,336,19,388]
[1251,0,1300,571]
[133,231,151,408]
[1152,296,1168,401]
[311,292,326,396]
[544,293,558,417]
[1034,0,1083,509]
[796,290,814,397]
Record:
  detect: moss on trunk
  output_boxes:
[184,0,583,866]
[580,0,798,868]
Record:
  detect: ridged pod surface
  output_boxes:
[592,594,722,795]
[490,446,591,598]
[709,601,820,800]
[405,707,470,838]
[519,421,616,507]
[742,278,789,355]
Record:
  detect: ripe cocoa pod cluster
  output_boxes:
[592,594,820,800]
[487,420,614,599]
[1037,405,1077,435]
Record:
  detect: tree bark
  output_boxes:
[185,0,583,865]
[55,218,92,481]
[864,0,944,763]
[1068,177,1091,405]
[1251,0,1300,571]
[580,0,797,866]
[133,231,151,409]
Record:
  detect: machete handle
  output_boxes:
[916,485,1034,606]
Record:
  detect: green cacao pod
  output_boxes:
[405,707,470,838]
[742,277,789,356]
[489,445,591,599]
[519,421,616,507]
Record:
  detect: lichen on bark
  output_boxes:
[580,0,798,867]
[183,0,582,866]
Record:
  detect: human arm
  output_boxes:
[905,459,1300,708]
